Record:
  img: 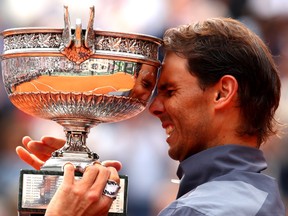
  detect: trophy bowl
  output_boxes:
[1,6,162,216]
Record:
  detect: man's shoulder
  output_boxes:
[158,180,285,216]
[181,180,267,215]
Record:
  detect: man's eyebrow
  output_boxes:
[158,82,172,91]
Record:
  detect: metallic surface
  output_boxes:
[0,5,162,172]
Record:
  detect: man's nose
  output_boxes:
[149,96,164,117]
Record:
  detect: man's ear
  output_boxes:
[213,75,238,109]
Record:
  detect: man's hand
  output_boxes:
[45,162,121,216]
[16,136,123,216]
[16,136,66,170]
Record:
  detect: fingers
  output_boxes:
[80,162,120,201]
[85,163,120,215]
[22,136,32,147]
[31,136,63,156]
[62,163,75,186]
[46,161,121,216]
[81,161,121,199]
[45,164,76,215]
[76,160,121,193]
[106,166,121,185]
[22,136,65,161]
[78,164,101,190]
[87,164,110,196]
[15,146,44,170]
[18,136,65,169]
[99,166,121,205]
[41,136,66,149]
[101,166,121,201]
[101,160,122,172]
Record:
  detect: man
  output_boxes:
[16,17,285,215]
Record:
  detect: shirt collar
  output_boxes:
[176,144,267,198]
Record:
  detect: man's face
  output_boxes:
[149,52,214,162]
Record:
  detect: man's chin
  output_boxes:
[168,149,180,161]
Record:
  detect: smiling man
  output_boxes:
[148,17,285,215]
[16,18,285,215]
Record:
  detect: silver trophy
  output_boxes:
[1,6,162,216]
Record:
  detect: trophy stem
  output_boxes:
[41,119,100,171]
[54,130,97,157]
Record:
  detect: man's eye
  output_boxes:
[166,89,175,97]
[142,80,152,89]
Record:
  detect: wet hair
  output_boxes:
[163,17,281,145]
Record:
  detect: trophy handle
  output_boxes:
[62,5,72,48]
[85,6,96,49]
[61,5,95,64]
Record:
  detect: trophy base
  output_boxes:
[18,170,128,216]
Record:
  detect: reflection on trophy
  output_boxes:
[1,6,162,216]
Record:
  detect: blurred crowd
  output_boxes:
[0,0,288,215]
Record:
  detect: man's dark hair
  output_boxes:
[163,17,281,145]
